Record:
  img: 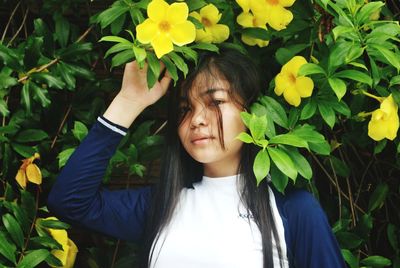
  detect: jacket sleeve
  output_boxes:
[276,189,346,268]
[47,119,151,242]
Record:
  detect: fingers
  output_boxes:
[159,71,172,92]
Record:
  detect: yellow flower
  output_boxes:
[136,0,196,58]
[190,4,230,43]
[274,56,314,107]
[236,0,296,31]
[15,153,42,189]
[368,94,399,141]
[236,11,269,47]
[44,217,78,268]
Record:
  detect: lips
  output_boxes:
[191,135,214,144]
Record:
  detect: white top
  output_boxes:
[150,175,289,268]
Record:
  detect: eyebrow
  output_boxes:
[200,88,228,96]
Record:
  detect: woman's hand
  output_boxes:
[103,61,172,128]
[119,61,171,109]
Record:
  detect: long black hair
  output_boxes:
[140,48,284,268]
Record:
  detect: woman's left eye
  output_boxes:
[211,99,225,106]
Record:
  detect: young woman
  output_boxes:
[47,49,346,268]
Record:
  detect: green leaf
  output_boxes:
[16,249,50,268]
[0,98,10,116]
[336,231,363,249]
[38,218,70,230]
[2,202,30,234]
[369,44,400,71]
[58,42,93,59]
[249,114,268,141]
[72,121,88,141]
[361,256,391,267]
[99,35,132,44]
[30,81,51,107]
[0,44,21,70]
[369,56,380,87]
[318,103,336,128]
[236,132,254,144]
[258,96,288,128]
[298,63,326,76]
[240,112,252,128]
[389,75,400,87]
[332,25,355,40]
[368,183,389,212]
[270,163,288,194]
[147,52,160,88]
[169,52,189,78]
[58,148,75,168]
[53,13,70,47]
[269,133,309,149]
[31,73,65,89]
[387,224,398,252]
[328,77,347,101]
[57,62,76,90]
[111,49,134,68]
[253,149,270,186]
[356,1,385,25]
[0,232,17,264]
[282,146,312,180]
[132,45,146,63]
[267,147,297,181]
[0,71,18,89]
[15,129,48,143]
[97,5,129,29]
[300,99,317,120]
[11,143,36,158]
[242,27,271,40]
[341,249,359,268]
[190,43,219,52]
[2,214,24,249]
[334,70,372,86]
[105,42,133,58]
[275,44,309,65]
[20,190,36,220]
[21,82,31,114]
[161,56,178,83]
[174,46,198,64]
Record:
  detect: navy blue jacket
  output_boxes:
[47,119,346,268]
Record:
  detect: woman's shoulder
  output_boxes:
[270,186,326,219]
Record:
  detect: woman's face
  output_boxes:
[178,72,246,177]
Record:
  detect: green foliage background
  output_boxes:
[0,0,399,267]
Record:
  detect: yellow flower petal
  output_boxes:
[190,11,202,21]
[26,164,42,185]
[151,33,174,58]
[52,246,69,267]
[49,228,69,245]
[282,56,307,76]
[200,4,221,25]
[236,0,251,12]
[170,21,196,46]
[278,0,296,7]
[380,95,397,115]
[15,169,27,189]
[267,5,293,31]
[237,12,254,28]
[64,239,78,268]
[368,110,388,141]
[296,76,314,97]
[148,0,168,22]
[210,24,230,43]
[283,85,301,107]
[274,73,288,96]
[241,34,258,46]
[136,20,158,44]
[195,28,213,43]
[167,2,189,25]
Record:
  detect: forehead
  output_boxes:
[180,71,231,100]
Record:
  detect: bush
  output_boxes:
[0,0,399,267]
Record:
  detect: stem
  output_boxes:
[1,1,21,43]
[311,153,366,213]
[7,7,29,47]
[329,158,342,219]
[18,58,60,83]
[50,105,72,149]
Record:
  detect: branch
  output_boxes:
[7,7,28,47]
[1,1,21,43]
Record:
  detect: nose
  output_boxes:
[190,105,209,128]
